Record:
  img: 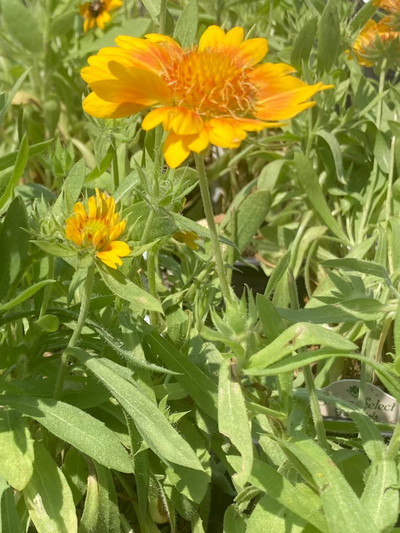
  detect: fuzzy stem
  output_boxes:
[385,135,396,229]
[147,250,159,325]
[39,255,54,319]
[194,153,232,303]
[53,263,95,400]
[387,421,400,460]
[159,0,167,34]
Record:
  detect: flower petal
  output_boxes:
[224,27,244,45]
[142,107,174,130]
[237,38,268,66]
[199,25,226,51]
[255,82,332,121]
[187,127,209,153]
[145,34,183,54]
[97,241,131,269]
[163,132,194,167]
[206,119,246,148]
[83,92,144,119]
[169,108,204,135]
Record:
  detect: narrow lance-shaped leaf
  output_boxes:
[23,442,78,533]
[219,358,253,487]
[246,322,356,371]
[0,395,133,474]
[0,475,24,533]
[72,348,204,471]
[0,134,29,212]
[283,436,380,533]
[0,280,55,313]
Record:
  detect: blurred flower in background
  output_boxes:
[80,0,123,32]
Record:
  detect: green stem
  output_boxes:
[39,255,54,319]
[386,135,396,229]
[159,0,167,34]
[358,59,387,243]
[288,268,328,450]
[113,146,119,190]
[194,153,232,303]
[147,249,159,325]
[387,421,400,459]
[53,263,95,400]
[226,207,237,287]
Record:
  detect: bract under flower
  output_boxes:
[65,190,130,269]
[80,0,123,33]
[349,17,400,67]
[81,25,331,167]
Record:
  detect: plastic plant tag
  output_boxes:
[320,379,400,424]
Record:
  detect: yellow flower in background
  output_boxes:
[66,190,130,269]
[81,25,331,168]
[173,230,200,250]
[349,18,400,67]
[80,0,123,33]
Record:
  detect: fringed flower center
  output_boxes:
[163,48,257,118]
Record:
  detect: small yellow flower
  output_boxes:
[173,230,200,250]
[65,190,130,269]
[79,0,123,33]
[81,25,331,168]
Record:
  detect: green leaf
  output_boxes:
[0,396,133,473]
[62,447,88,506]
[236,191,271,253]
[97,262,162,314]
[72,349,205,471]
[126,417,149,524]
[145,332,218,420]
[294,153,349,243]
[48,11,75,38]
[349,0,378,33]
[322,258,392,286]
[0,134,29,212]
[246,323,356,372]
[283,436,380,533]
[223,505,246,533]
[256,294,285,341]
[53,159,86,215]
[316,131,345,184]
[264,250,291,298]
[317,0,341,73]
[0,411,34,491]
[23,441,78,533]
[228,456,328,533]
[32,241,76,258]
[291,17,317,70]
[257,160,288,192]
[79,460,121,533]
[1,0,43,53]
[0,69,31,127]
[0,196,29,300]
[0,140,53,172]
[246,495,306,533]
[0,280,55,313]
[140,0,160,24]
[361,460,399,533]
[219,358,253,487]
[0,475,23,533]
[174,0,198,48]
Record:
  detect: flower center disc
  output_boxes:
[164,49,256,118]
[83,218,109,249]
[89,1,105,16]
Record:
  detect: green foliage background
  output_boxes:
[1,0,400,532]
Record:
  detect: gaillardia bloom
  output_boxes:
[173,230,200,250]
[66,190,130,269]
[349,18,400,67]
[80,0,123,33]
[81,25,331,167]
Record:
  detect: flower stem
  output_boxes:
[39,255,54,319]
[303,365,329,452]
[53,263,95,400]
[159,0,167,34]
[194,153,232,303]
[358,59,387,243]
[147,249,159,325]
[387,420,400,460]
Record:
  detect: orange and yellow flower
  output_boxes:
[374,0,400,13]
[81,25,331,168]
[80,0,123,33]
[65,190,130,269]
[349,18,400,67]
[173,230,200,250]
